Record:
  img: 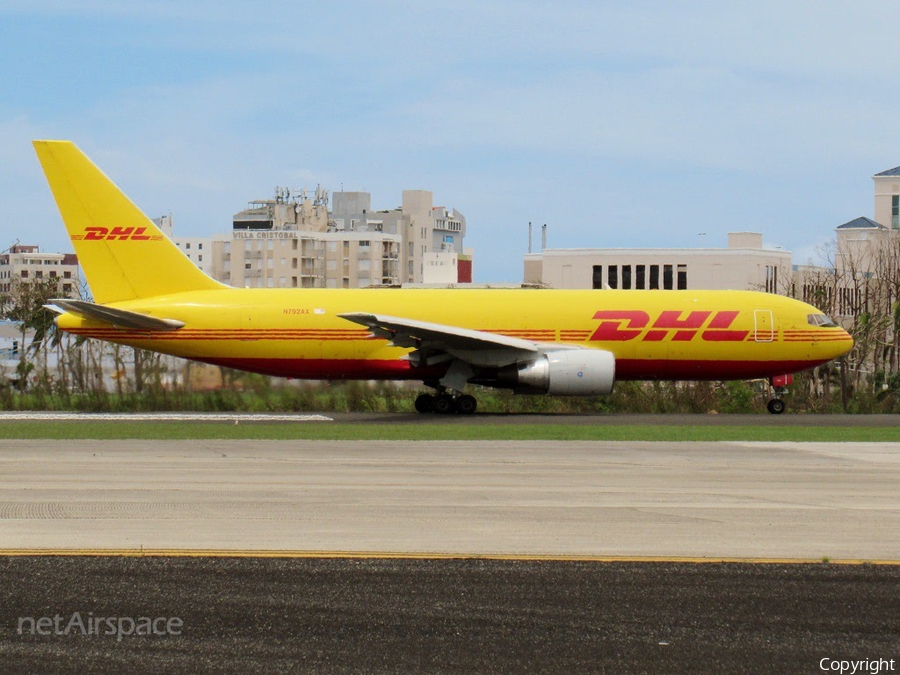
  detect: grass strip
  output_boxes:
[1,421,899,442]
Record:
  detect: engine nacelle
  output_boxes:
[497,349,616,396]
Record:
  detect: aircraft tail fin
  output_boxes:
[33,140,224,304]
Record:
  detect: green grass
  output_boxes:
[1,420,899,442]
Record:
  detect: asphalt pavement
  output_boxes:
[1,556,897,674]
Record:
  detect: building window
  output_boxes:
[649,265,660,289]
[21,270,27,278]
[663,265,673,290]
[185,243,191,249]
[893,195,899,230]
[64,271,71,279]
[198,243,203,250]
[765,265,778,293]
[607,265,618,289]
[677,264,688,290]
[635,265,646,290]
[592,265,603,289]
[198,255,203,262]
[621,265,632,290]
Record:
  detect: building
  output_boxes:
[524,232,789,293]
[873,166,900,231]
[831,165,900,275]
[169,186,470,289]
[155,216,214,277]
[826,165,900,276]
[0,244,79,297]
[771,163,900,323]
[798,165,900,320]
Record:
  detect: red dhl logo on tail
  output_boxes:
[72,227,163,241]
[590,310,749,342]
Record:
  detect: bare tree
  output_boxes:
[3,277,60,391]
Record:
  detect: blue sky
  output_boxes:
[3,1,900,282]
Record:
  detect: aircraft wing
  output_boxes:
[44,299,185,331]
[338,312,544,368]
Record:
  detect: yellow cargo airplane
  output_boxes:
[34,140,853,414]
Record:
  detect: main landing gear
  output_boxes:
[415,392,478,415]
[766,374,793,415]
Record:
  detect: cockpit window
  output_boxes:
[807,314,838,328]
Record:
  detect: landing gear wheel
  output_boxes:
[767,399,786,415]
[414,393,435,413]
[434,395,455,414]
[456,394,477,415]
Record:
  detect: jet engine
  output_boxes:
[488,349,616,396]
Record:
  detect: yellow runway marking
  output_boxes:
[0,549,898,565]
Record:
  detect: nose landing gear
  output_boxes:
[766,398,786,415]
[766,374,792,414]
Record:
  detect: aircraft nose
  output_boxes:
[832,328,854,358]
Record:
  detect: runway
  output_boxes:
[3,437,898,672]
[0,412,332,422]
[3,410,900,425]
[1,439,897,560]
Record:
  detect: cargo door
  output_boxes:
[754,309,774,343]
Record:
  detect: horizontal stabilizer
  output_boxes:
[44,299,184,331]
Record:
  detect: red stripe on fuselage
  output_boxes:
[616,358,827,380]
[194,356,448,380]
[188,356,830,382]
